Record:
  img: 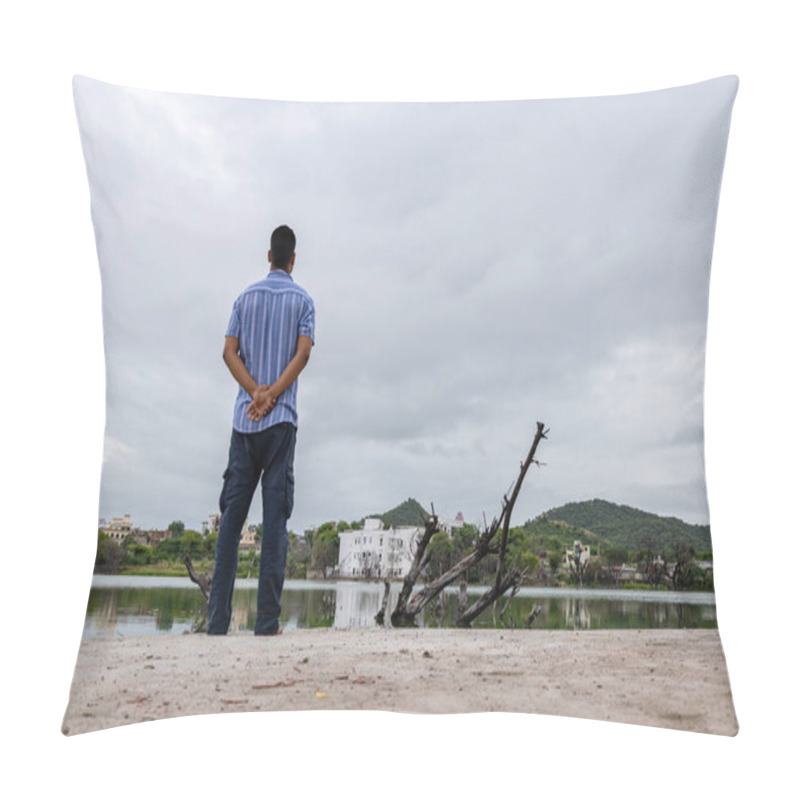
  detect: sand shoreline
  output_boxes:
[62,627,738,737]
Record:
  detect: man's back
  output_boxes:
[226,269,315,432]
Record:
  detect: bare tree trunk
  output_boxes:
[393,529,495,625]
[453,421,546,626]
[183,554,213,604]
[392,422,547,627]
[453,422,548,626]
[390,510,439,626]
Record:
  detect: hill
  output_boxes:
[366,497,430,529]
[362,496,712,557]
[535,498,712,555]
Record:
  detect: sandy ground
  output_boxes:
[62,627,738,737]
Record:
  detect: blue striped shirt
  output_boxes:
[226,269,315,433]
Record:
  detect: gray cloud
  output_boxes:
[75,75,737,533]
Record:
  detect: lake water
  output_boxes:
[83,576,718,637]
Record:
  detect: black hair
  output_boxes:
[270,225,296,269]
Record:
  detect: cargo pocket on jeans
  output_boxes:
[285,465,295,520]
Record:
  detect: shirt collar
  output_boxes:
[266,269,293,282]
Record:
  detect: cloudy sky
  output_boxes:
[73,75,737,535]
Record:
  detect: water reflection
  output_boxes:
[334,581,392,628]
[82,576,718,637]
[84,581,205,636]
[563,596,591,630]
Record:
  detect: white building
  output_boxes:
[564,540,590,570]
[438,511,465,534]
[336,518,423,579]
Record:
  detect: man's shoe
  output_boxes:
[256,627,283,637]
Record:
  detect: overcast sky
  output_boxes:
[73,75,737,535]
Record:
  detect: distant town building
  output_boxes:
[336,518,423,579]
[240,523,257,549]
[201,513,248,546]
[129,529,149,546]
[101,514,133,543]
[146,529,170,546]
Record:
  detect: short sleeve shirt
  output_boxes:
[226,269,315,432]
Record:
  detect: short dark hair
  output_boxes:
[270,225,296,269]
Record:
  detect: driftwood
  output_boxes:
[389,511,440,626]
[391,422,548,627]
[183,554,213,603]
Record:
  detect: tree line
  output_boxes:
[96,514,713,591]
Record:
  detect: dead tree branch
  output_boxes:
[390,508,439,624]
[391,422,548,627]
[457,567,525,627]
[183,554,213,604]
[453,423,548,626]
[391,519,497,625]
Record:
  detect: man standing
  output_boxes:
[207,225,315,636]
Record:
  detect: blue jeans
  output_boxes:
[207,423,296,635]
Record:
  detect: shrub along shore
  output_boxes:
[96,502,715,592]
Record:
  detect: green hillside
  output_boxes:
[537,498,712,555]
[363,496,711,559]
[366,497,430,529]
